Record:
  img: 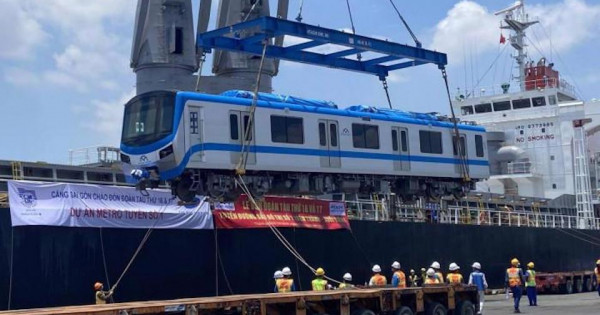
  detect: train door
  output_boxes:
[453,134,468,174]
[229,111,256,165]
[392,127,410,171]
[185,105,203,162]
[318,120,341,168]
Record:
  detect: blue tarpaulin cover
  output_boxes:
[222,90,338,109]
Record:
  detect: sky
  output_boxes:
[1,0,599,164]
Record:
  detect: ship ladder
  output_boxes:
[371,194,386,221]
[532,202,540,227]
[478,200,487,225]
[11,161,23,180]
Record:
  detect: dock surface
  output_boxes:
[485,292,599,315]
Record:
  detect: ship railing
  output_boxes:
[505,162,535,175]
[68,146,120,166]
[346,199,392,221]
[453,77,575,99]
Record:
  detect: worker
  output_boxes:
[94,282,113,305]
[273,270,283,293]
[391,261,406,288]
[424,268,440,285]
[446,263,463,284]
[408,269,419,287]
[506,258,525,313]
[431,261,444,283]
[276,266,296,292]
[596,260,600,297]
[469,262,488,315]
[369,264,387,287]
[525,262,537,306]
[420,268,427,284]
[311,268,328,291]
[338,273,354,289]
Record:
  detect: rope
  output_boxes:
[195,53,206,92]
[109,198,207,294]
[473,44,508,91]
[236,41,269,175]
[99,228,114,303]
[214,226,219,296]
[441,68,470,183]
[242,1,260,22]
[556,228,600,247]
[344,0,361,61]
[234,175,343,285]
[387,0,421,47]
[7,227,14,310]
[566,228,600,243]
[382,79,393,109]
[295,0,304,22]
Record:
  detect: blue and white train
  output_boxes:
[120,90,489,201]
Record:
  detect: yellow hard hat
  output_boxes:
[511,258,519,266]
[527,262,534,268]
[315,267,325,276]
[596,259,600,265]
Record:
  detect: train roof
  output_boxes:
[177,90,485,132]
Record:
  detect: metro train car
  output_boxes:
[120,90,489,201]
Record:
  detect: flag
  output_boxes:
[500,33,506,44]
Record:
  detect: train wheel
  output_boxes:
[425,302,447,315]
[584,278,593,292]
[394,306,414,315]
[575,278,583,293]
[455,301,475,315]
[351,309,376,315]
[560,280,573,294]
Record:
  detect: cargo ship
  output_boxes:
[0,0,599,311]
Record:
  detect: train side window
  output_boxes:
[452,136,466,156]
[391,130,398,151]
[532,97,546,107]
[352,124,379,149]
[243,115,252,141]
[493,101,511,111]
[400,130,408,152]
[330,124,338,147]
[475,135,484,157]
[461,106,473,115]
[474,103,492,113]
[229,114,239,140]
[319,123,326,146]
[271,115,304,144]
[419,130,443,154]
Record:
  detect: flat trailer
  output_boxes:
[536,271,597,294]
[0,285,479,315]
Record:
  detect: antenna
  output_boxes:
[495,0,538,91]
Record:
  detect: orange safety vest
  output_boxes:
[394,271,407,288]
[507,267,522,288]
[435,272,445,284]
[277,278,294,293]
[370,274,387,286]
[425,277,440,285]
[446,273,463,284]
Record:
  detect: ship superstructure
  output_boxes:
[452,1,599,227]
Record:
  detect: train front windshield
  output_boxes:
[121,91,175,147]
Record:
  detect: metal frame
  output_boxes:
[197,16,447,79]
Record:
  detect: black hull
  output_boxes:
[0,208,598,310]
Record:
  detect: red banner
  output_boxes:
[213,195,350,230]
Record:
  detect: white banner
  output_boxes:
[8,181,213,229]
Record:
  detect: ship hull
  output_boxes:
[0,208,598,309]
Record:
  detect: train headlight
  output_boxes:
[120,153,130,163]
[159,145,174,159]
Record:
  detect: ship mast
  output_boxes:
[495,1,538,91]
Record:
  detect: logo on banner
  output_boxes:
[17,188,38,208]
[214,202,235,211]
[329,202,345,216]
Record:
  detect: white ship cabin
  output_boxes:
[453,62,587,201]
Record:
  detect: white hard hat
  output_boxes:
[392,261,401,269]
[282,267,292,276]
[449,263,460,271]
[426,268,436,276]
[274,270,283,279]
[343,273,353,281]
[372,264,382,273]
[472,262,481,270]
[431,261,441,269]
